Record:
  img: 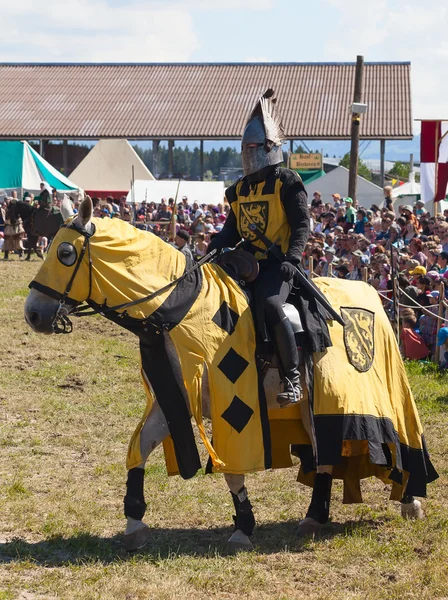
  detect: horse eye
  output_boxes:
[57,242,77,267]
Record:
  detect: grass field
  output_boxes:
[0,257,447,600]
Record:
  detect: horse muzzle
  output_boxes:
[24,288,66,334]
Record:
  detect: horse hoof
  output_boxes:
[297,517,324,537]
[123,523,151,552]
[226,529,253,553]
[401,499,424,520]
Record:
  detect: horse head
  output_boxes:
[24,197,94,334]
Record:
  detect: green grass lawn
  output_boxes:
[0,257,447,600]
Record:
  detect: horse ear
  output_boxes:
[77,195,93,227]
[60,195,74,221]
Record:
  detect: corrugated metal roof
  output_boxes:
[0,63,412,140]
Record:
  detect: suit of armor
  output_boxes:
[209,90,309,407]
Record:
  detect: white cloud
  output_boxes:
[323,0,448,130]
[0,0,200,62]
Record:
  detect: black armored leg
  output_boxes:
[124,467,147,520]
[231,486,255,536]
[305,472,333,524]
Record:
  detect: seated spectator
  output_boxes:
[194,232,208,257]
[335,263,349,279]
[398,274,420,309]
[375,215,391,244]
[409,238,426,266]
[419,291,440,355]
[311,191,323,208]
[425,248,440,272]
[400,310,430,360]
[156,201,172,221]
[416,275,432,308]
[403,220,419,245]
[385,223,404,251]
[437,251,448,274]
[437,327,448,370]
[332,193,342,208]
[175,229,193,260]
[354,209,368,234]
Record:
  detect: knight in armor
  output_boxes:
[208,89,310,408]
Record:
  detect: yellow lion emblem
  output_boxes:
[239,201,269,242]
[341,307,375,372]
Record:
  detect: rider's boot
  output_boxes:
[3,251,8,260]
[272,316,302,408]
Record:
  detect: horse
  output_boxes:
[6,200,64,260]
[24,197,438,552]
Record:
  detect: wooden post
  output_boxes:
[362,267,368,283]
[348,55,364,202]
[328,263,333,278]
[390,246,399,342]
[380,139,386,189]
[200,140,204,181]
[152,140,159,179]
[309,257,314,278]
[62,140,68,175]
[168,140,174,177]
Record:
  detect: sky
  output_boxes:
[0,0,446,155]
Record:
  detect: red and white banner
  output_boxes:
[420,120,448,203]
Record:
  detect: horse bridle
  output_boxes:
[51,222,217,334]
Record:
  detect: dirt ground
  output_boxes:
[0,256,447,600]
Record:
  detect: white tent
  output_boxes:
[304,166,384,207]
[391,172,421,200]
[127,179,225,206]
[70,139,154,195]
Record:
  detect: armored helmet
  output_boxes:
[241,89,285,176]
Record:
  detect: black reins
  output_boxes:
[52,222,217,333]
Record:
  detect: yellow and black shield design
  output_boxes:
[341,307,375,372]
[239,202,269,242]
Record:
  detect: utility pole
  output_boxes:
[348,55,365,201]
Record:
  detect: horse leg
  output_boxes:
[224,474,255,552]
[400,494,424,519]
[123,400,169,551]
[297,395,334,536]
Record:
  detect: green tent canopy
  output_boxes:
[0,141,79,194]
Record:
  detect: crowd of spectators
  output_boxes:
[1,184,447,368]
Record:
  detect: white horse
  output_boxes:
[24,198,437,551]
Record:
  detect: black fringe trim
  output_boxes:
[292,414,438,498]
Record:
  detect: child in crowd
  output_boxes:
[419,291,440,356]
[437,327,448,370]
[400,310,430,361]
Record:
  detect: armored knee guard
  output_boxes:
[231,486,255,536]
[124,467,147,520]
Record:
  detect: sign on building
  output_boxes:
[290,153,322,170]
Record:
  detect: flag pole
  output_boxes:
[131,165,136,226]
[170,178,182,242]
[434,123,439,216]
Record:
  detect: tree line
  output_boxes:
[132,144,243,180]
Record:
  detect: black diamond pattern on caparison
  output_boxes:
[221,395,254,433]
[212,301,239,336]
[218,348,249,383]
